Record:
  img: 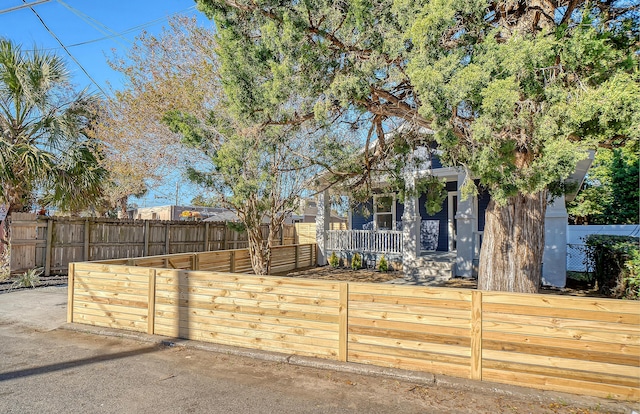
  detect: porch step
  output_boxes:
[408,257,455,282]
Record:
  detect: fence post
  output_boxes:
[83,219,90,261]
[165,223,170,254]
[67,263,75,323]
[339,282,349,362]
[147,268,156,335]
[204,222,210,251]
[44,218,53,276]
[229,250,236,273]
[295,244,300,270]
[280,224,284,246]
[143,220,150,256]
[471,290,482,381]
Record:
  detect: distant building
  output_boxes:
[128,205,234,221]
[293,198,347,226]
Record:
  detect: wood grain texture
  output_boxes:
[69,259,640,401]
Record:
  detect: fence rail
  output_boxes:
[9,213,299,275]
[69,252,640,402]
[327,230,403,255]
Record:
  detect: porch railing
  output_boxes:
[327,230,403,255]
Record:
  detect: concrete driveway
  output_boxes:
[0,287,635,414]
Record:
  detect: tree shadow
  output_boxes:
[0,345,160,381]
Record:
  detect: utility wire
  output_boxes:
[22,0,107,96]
[26,5,199,51]
[56,0,130,49]
[0,0,51,15]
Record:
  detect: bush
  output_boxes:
[12,267,42,289]
[328,252,340,268]
[584,235,639,299]
[378,255,388,272]
[351,253,362,270]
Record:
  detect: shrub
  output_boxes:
[12,267,42,289]
[378,255,388,272]
[584,235,639,299]
[328,252,340,268]
[351,253,362,270]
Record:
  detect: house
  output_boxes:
[315,143,594,287]
[291,198,348,227]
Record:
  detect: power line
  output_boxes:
[56,0,130,49]
[22,0,107,96]
[0,0,51,15]
[26,5,199,51]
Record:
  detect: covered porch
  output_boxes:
[316,168,481,282]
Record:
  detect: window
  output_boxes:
[374,195,395,231]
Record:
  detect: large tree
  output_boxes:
[196,0,639,292]
[0,40,106,217]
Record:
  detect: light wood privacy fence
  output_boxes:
[69,252,640,401]
[9,213,298,275]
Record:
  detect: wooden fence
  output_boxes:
[69,252,640,401]
[9,213,298,275]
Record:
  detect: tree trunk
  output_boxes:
[478,191,547,293]
[247,225,270,275]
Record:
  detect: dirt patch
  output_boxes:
[285,266,401,283]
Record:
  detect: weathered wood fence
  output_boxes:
[69,250,639,401]
[9,213,300,275]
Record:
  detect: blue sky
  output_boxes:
[0,0,210,94]
[1,0,215,208]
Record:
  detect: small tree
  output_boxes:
[164,111,315,275]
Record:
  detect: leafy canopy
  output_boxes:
[196,0,639,205]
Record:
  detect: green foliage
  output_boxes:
[328,251,340,268]
[407,5,639,205]
[418,176,447,216]
[0,39,106,214]
[568,142,639,224]
[351,253,362,270]
[378,255,388,272]
[624,250,640,300]
[584,235,639,298]
[12,268,42,289]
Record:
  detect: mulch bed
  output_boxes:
[286,266,611,298]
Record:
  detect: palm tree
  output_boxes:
[0,39,106,247]
[0,39,106,211]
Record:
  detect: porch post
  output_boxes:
[542,195,568,287]
[316,190,331,266]
[402,175,420,279]
[455,173,476,278]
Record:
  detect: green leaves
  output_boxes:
[0,39,103,213]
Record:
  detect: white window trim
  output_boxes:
[373,194,396,231]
